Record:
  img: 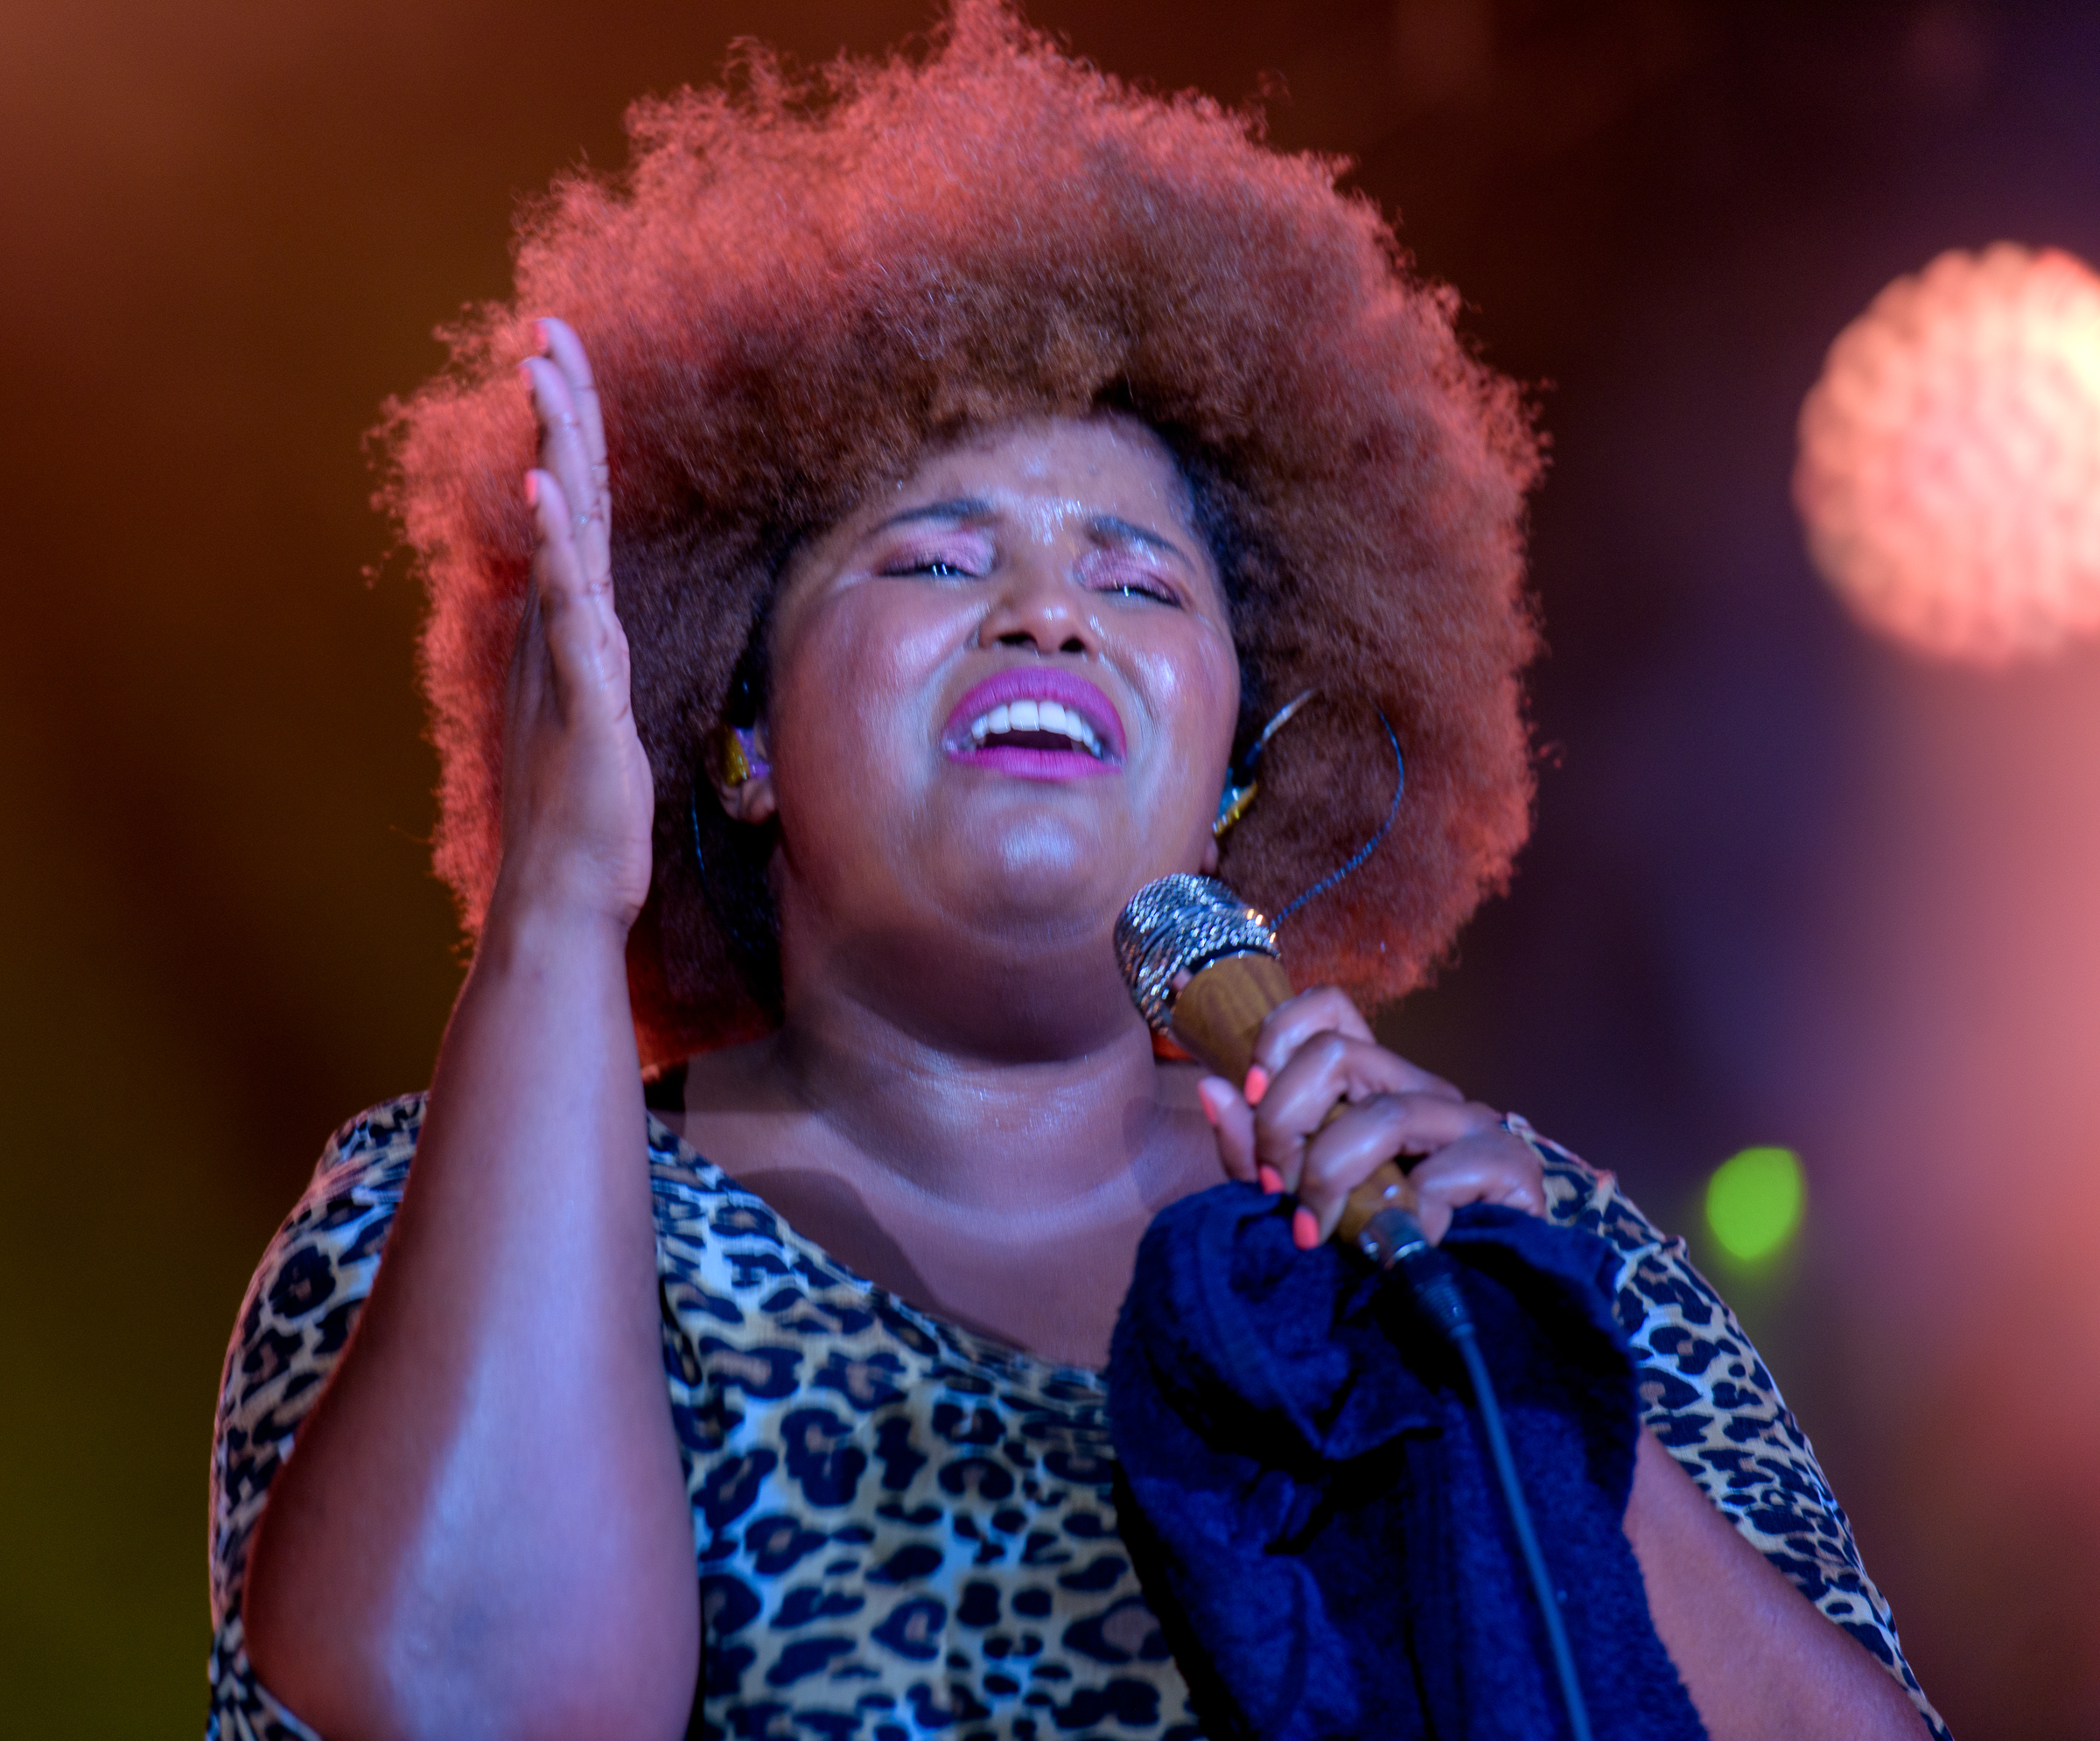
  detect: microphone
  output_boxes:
[1114,872,1438,1282]
[1115,872,1595,1741]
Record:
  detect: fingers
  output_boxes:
[522,359,606,583]
[522,330,609,585]
[1408,1129,1547,1220]
[517,320,631,730]
[494,322,655,926]
[1244,986,1460,1106]
[1292,1096,1503,1242]
[1244,987,1370,1101]
[537,316,607,484]
[1285,1119,1542,1249]
[1253,1030,1492,1185]
[1196,1076,1260,1185]
[1194,982,1525,1257]
[524,466,633,723]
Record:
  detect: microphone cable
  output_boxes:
[1363,1208,1595,1741]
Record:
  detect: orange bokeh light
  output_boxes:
[1795,243,2100,665]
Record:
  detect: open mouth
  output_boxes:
[963,697,1107,757]
[942,670,1125,779]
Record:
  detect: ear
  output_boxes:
[1200,835,1221,876]
[709,724,779,826]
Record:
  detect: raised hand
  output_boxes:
[1195,986,1544,1248]
[242,325,696,1738]
[502,318,656,931]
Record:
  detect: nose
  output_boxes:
[975,552,1099,657]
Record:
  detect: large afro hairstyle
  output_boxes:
[380,0,1544,1068]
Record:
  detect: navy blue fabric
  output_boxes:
[1107,1185,1707,1741]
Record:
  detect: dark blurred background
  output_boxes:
[4,1,2097,1733]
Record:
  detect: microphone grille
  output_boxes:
[1114,873,1279,1032]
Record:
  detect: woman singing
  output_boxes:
[208,7,1942,1737]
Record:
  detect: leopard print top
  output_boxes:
[206,1097,1947,1738]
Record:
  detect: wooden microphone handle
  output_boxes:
[1168,952,1415,1249]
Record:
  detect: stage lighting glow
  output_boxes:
[1705,1146,1805,1263]
[1794,243,2100,664]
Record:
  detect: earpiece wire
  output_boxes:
[1271,706,1405,928]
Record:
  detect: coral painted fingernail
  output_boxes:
[1243,1066,1270,1107]
[1292,1206,1320,1250]
[1257,1164,1283,1195]
[524,472,539,507]
[1196,1086,1220,1128]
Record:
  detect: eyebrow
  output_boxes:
[871,497,993,533]
[1093,514,1193,568]
[870,499,1194,568]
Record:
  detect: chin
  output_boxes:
[949,821,1135,932]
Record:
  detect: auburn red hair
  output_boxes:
[381,2,1544,1065]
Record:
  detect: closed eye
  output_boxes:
[1102,579,1179,605]
[884,557,976,579]
[878,548,989,581]
[1082,552,1183,607]
[872,525,994,581]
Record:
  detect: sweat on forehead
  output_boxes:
[380,0,1543,1064]
[850,418,1208,565]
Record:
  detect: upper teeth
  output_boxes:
[968,697,1104,756]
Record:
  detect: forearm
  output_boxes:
[242,888,696,1740]
[1625,1430,1923,1739]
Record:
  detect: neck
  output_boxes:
[678,905,1222,1367]
[764,960,1184,1220]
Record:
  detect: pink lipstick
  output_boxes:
[942,668,1126,780]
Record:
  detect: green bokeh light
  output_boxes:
[1704,1146,1805,1262]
